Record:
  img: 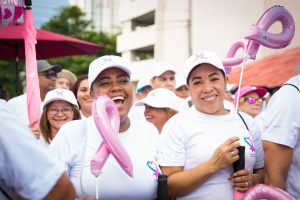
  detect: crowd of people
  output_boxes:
[1,51,299,200]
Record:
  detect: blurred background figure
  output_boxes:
[234,86,267,118]
[56,69,77,90]
[7,60,62,127]
[0,87,10,101]
[135,76,152,100]
[224,83,237,103]
[40,88,81,145]
[71,74,92,118]
[150,62,176,91]
[128,76,152,120]
[175,76,189,99]
[136,88,179,133]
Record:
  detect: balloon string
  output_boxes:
[96,176,99,200]
[235,54,249,112]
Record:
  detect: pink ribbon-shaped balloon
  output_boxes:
[245,5,295,60]
[90,94,133,177]
[222,40,246,74]
[222,5,295,74]
[243,184,295,200]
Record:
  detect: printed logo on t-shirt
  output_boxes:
[244,136,256,157]
[146,161,161,179]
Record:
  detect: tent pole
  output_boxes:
[15,42,20,95]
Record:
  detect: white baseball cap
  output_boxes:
[150,62,176,79]
[136,76,151,93]
[135,88,179,111]
[43,88,79,108]
[175,76,187,90]
[88,55,131,89]
[184,50,226,84]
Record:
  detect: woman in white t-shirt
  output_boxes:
[49,55,160,199]
[157,51,264,199]
[71,74,93,119]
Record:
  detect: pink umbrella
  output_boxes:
[0,22,104,60]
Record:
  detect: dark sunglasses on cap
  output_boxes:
[245,97,263,105]
[39,70,57,79]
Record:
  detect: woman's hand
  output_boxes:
[28,120,41,140]
[229,169,253,192]
[209,137,240,172]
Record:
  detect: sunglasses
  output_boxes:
[245,97,263,105]
[39,70,57,79]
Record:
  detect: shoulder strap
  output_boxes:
[237,112,249,131]
[283,83,300,93]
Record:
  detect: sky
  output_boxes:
[32,0,69,28]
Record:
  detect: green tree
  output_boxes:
[0,6,119,99]
[41,6,91,39]
[42,6,119,75]
[0,60,25,98]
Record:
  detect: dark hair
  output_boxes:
[71,74,88,108]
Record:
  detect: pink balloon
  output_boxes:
[243,184,295,200]
[222,40,246,74]
[245,5,295,59]
[90,94,133,177]
[0,0,24,27]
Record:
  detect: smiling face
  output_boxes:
[188,64,228,115]
[151,71,176,91]
[144,105,170,132]
[90,67,133,129]
[77,79,93,117]
[238,92,263,117]
[56,77,70,90]
[47,100,75,135]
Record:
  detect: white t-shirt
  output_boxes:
[158,106,264,200]
[49,116,160,199]
[7,93,44,127]
[261,75,300,199]
[7,93,29,126]
[0,101,65,200]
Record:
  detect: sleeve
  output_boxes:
[0,103,65,200]
[157,115,186,166]
[261,85,300,148]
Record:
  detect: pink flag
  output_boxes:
[23,9,41,128]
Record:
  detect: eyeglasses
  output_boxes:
[48,107,73,115]
[39,70,57,79]
[245,97,263,105]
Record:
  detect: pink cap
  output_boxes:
[234,86,267,106]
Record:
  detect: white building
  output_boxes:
[69,0,121,34]
[117,0,300,81]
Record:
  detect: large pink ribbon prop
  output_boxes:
[245,5,295,59]
[222,5,295,74]
[0,0,24,27]
[23,7,41,129]
[243,184,295,200]
[222,40,246,74]
[90,94,133,177]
